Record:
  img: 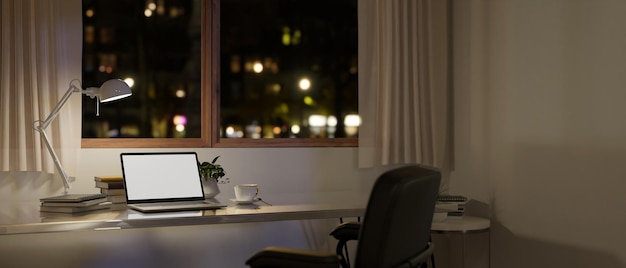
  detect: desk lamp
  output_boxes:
[33,79,132,195]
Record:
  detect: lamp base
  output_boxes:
[39,193,110,214]
[40,193,107,203]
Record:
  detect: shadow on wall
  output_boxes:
[491,220,624,268]
[464,199,491,218]
[458,197,624,267]
[487,143,626,268]
[0,171,65,202]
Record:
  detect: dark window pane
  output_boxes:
[81,0,358,142]
[220,0,358,139]
[82,0,201,138]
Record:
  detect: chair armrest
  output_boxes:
[396,242,435,268]
[330,221,361,241]
[246,246,341,268]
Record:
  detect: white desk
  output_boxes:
[0,192,367,235]
[431,216,491,268]
[1,195,491,268]
[431,216,491,232]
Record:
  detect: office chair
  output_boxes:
[246,165,441,268]
[330,220,360,267]
[330,219,437,267]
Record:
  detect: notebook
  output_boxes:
[120,152,226,213]
[40,193,107,203]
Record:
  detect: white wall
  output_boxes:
[451,0,626,267]
[77,148,378,200]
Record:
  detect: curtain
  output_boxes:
[358,0,451,169]
[1,0,82,178]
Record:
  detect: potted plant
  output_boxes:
[198,156,228,198]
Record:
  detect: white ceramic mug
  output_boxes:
[234,184,259,202]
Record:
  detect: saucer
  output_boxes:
[230,198,260,205]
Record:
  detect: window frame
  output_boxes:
[81,0,357,148]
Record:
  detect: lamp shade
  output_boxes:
[99,79,132,102]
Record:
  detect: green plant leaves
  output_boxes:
[198,156,226,182]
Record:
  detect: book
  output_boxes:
[436,195,469,217]
[40,193,107,203]
[94,175,123,182]
[100,188,126,195]
[40,197,108,207]
[437,195,469,203]
[95,181,125,189]
[40,202,112,213]
[447,211,465,217]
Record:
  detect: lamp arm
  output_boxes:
[35,127,71,194]
[33,80,83,195]
[40,82,83,129]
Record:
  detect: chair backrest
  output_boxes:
[354,165,441,268]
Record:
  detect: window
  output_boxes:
[81,0,358,148]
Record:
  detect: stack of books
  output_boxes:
[436,195,469,217]
[40,194,110,213]
[95,176,127,210]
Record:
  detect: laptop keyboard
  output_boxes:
[135,200,217,208]
[129,200,226,212]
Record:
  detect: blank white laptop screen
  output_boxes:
[121,153,204,202]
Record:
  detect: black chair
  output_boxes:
[246,165,441,268]
[330,220,361,267]
[330,219,436,267]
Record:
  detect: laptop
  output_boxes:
[120,152,226,213]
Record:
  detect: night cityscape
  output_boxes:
[81,0,358,139]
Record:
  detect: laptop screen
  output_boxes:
[121,152,205,203]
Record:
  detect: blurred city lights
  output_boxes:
[299,78,311,91]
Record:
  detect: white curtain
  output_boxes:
[1,0,82,178]
[358,0,451,169]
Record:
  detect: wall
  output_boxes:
[78,148,377,199]
[451,0,626,267]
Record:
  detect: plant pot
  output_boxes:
[202,178,220,199]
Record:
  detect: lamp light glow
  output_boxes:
[33,79,131,195]
[87,79,132,102]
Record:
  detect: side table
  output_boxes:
[431,216,491,268]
